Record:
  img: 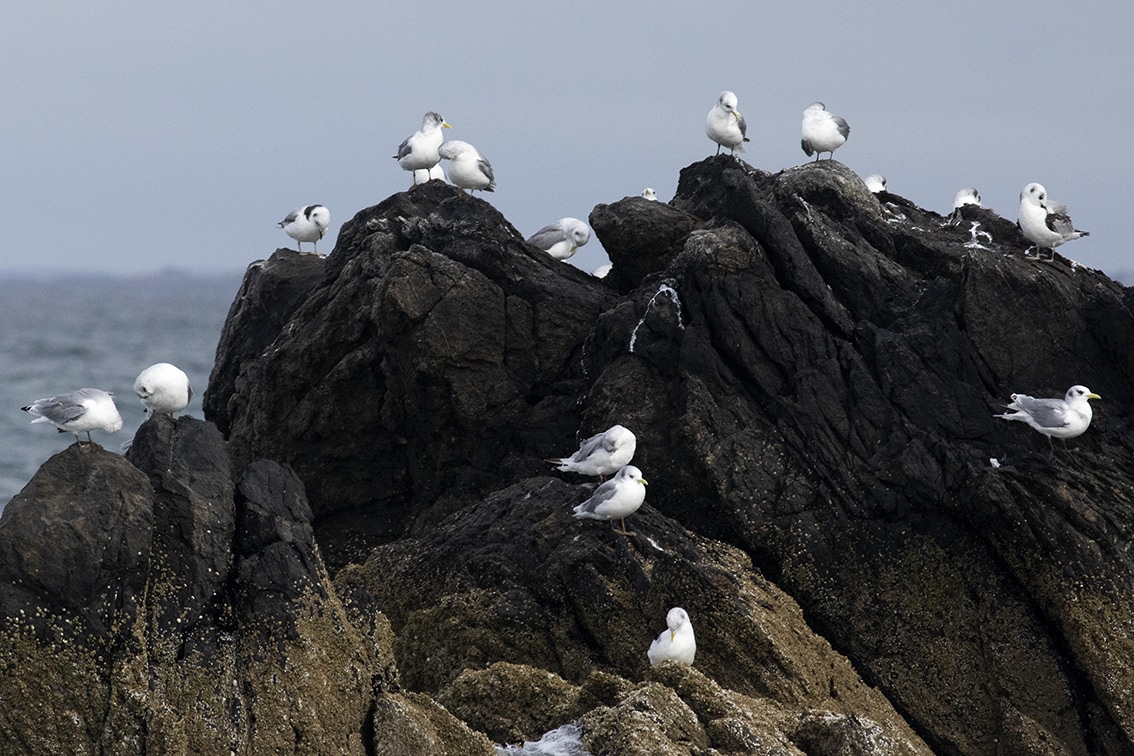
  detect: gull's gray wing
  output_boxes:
[394,136,412,160]
[737,113,748,140]
[1014,396,1072,428]
[278,209,298,226]
[576,479,619,514]
[834,115,850,139]
[478,156,495,185]
[27,392,90,424]
[527,223,567,250]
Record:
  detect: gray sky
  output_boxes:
[3,3,1130,280]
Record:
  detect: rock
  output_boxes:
[589,195,701,293]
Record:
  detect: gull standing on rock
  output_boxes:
[801,102,849,161]
[642,188,659,201]
[647,607,697,666]
[438,140,495,192]
[705,91,749,155]
[527,218,591,261]
[572,464,648,536]
[1018,183,1089,261]
[413,164,446,185]
[395,111,451,184]
[546,424,636,479]
[995,385,1100,447]
[278,204,331,253]
[134,363,193,417]
[22,388,123,446]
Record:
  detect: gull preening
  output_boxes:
[801,101,850,161]
[134,363,193,417]
[995,385,1100,445]
[438,140,495,192]
[546,424,636,479]
[395,111,451,184]
[527,218,591,261]
[953,187,982,209]
[278,204,331,253]
[647,607,697,666]
[705,91,749,155]
[864,174,887,193]
[572,464,648,536]
[22,388,123,446]
[1018,183,1089,261]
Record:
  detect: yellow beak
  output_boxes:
[1089,393,1101,400]
[443,122,452,129]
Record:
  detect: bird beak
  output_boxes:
[443,122,452,129]
[732,112,741,122]
[1089,393,1102,400]
[670,631,675,642]
[640,478,649,485]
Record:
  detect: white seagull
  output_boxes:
[801,101,850,161]
[546,424,636,479]
[995,385,1100,445]
[953,187,982,209]
[527,218,591,261]
[705,91,749,155]
[572,464,648,536]
[394,111,452,183]
[278,204,331,253]
[438,140,495,192]
[22,388,123,446]
[134,363,193,417]
[1018,183,1089,261]
[647,607,697,666]
[642,188,659,201]
[864,174,887,193]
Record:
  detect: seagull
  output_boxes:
[995,385,1100,447]
[1018,183,1089,261]
[572,464,648,536]
[22,388,123,447]
[134,363,192,417]
[953,187,981,209]
[863,174,887,193]
[801,102,850,161]
[394,111,451,183]
[593,263,612,279]
[642,188,659,201]
[705,91,749,155]
[647,607,697,666]
[546,424,636,479]
[527,218,591,261]
[278,205,331,253]
[437,140,495,192]
[413,163,446,185]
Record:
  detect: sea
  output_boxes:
[0,273,245,510]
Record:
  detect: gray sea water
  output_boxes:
[0,273,244,509]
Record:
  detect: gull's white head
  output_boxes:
[953,187,981,209]
[642,187,658,201]
[308,205,331,233]
[1021,182,1047,207]
[423,111,451,131]
[666,607,689,638]
[1065,385,1101,404]
[804,101,827,116]
[717,91,739,114]
[565,218,591,248]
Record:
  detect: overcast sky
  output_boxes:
[3,3,1129,280]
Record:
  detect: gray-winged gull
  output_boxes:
[572,464,648,536]
[801,101,849,160]
[134,363,193,417]
[22,388,123,445]
[278,204,330,253]
[1018,182,1089,261]
[527,218,591,261]
[547,424,636,479]
[394,112,451,183]
[438,139,495,192]
[647,607,697,666]
[705,91,749,155]
[995,385,1100,444]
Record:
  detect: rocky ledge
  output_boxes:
[3,156,1134,755]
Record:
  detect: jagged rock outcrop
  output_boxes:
[204,157,1134,754]
[0,418,492,755]
[8,154,1134,754]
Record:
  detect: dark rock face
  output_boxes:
[8,154,1134,754]
[208,157,1134,753]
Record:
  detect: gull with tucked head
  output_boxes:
[705,91,749,155]
[528,218,591,261]
[546,424,636,480]
[801,101,850,161]
[134,363,193,417]
[438,140,495,192]
[647,607,696,666]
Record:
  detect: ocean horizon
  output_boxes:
[0,271,246,507]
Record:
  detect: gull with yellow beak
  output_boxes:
[647,607,696,666]
[395,111,452,183]
[572,464,647,536]
[995,385,1100,448]
[705,91,749,155]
